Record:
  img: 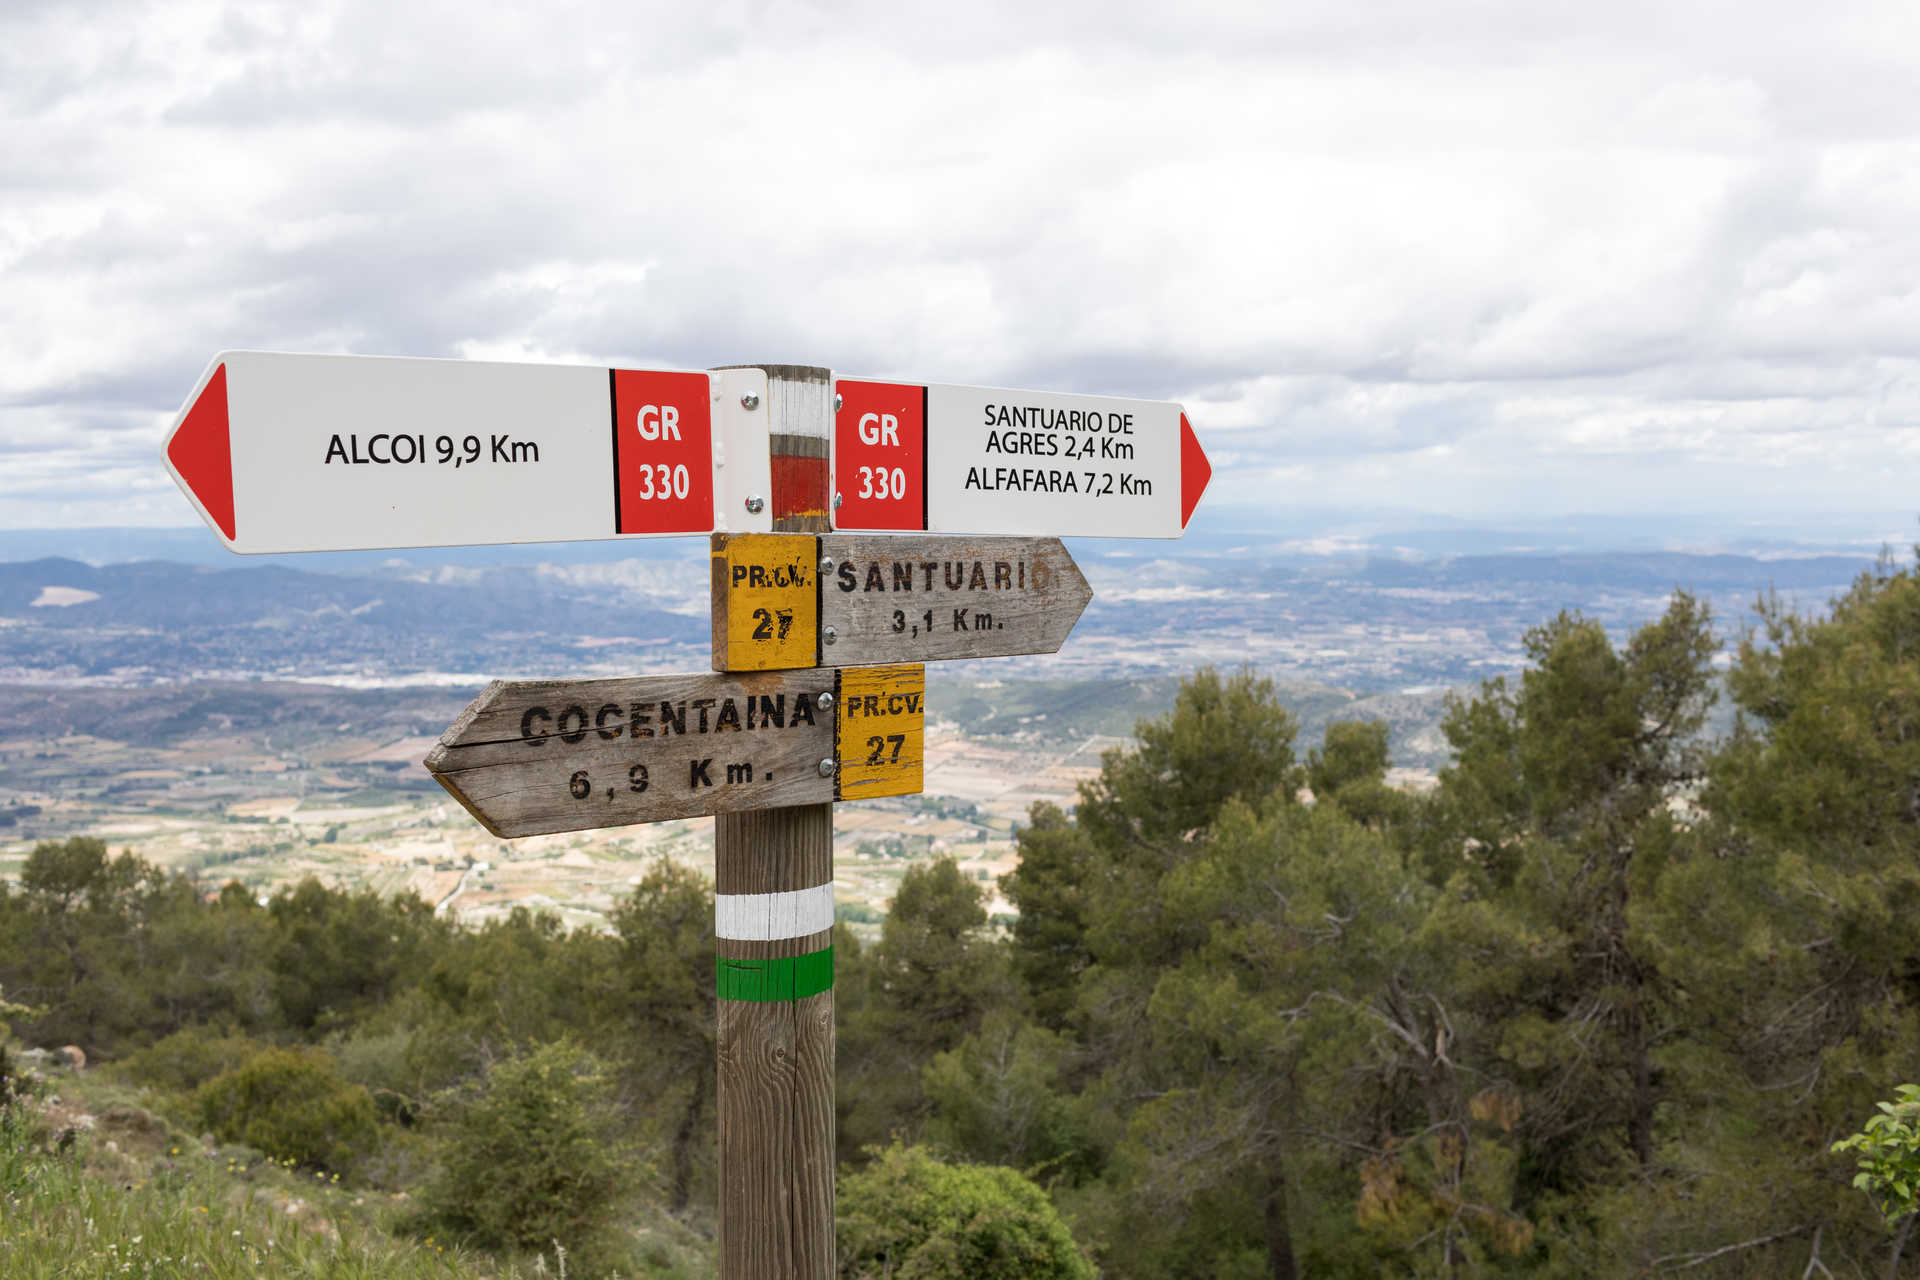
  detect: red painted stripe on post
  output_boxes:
[771,452,829,524]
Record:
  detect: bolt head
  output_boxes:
[823,625,838,644]
[817,691,835,711]
[833,393,844,412]
[817,758,836,777]
[832,492,844,510]
[745,495,765,514]
[818,556,835,575]
[741,391,761,410]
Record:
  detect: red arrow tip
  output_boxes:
[167,363,236,541]
[1179,412,1211,529]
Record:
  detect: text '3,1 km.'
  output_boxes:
[831,377,1211,538]
[159,351,774,553]
[423,667,924,838]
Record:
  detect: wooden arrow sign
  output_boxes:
[425,665,923,838]
[710,533,1093,671]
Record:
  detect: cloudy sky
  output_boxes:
[4,0,1918,535]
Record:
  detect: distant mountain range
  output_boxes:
[0,504,1911,569]
[0,522,1896,774]
[0,555,706,684]
[0,528,1886,690]
[0,556,699,633]
[1322,551,1879,591]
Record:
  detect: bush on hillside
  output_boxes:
[195,1046,377,1172]
[0,982,32,1106]
[425,1041,623,1255]
[837,1143,1094,1280]
[119,1026,263,1096]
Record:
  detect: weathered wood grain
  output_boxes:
[823,533,1090,664]
[787,987,835,1274]
[712,533,1092,671]
[717,988,835,1279]
[714,804,834,897]
[423,665,927,838]
[424,671,837,838]
[713,365,835,1280]
[715,804,835,960]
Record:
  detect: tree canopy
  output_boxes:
[8,557,1920,1276]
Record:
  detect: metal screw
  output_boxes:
[741,391,761,410]
[817,691,835,711]
[817,758,836,777]
[819,556,835,575]
[832,493,844,510]
[745,495,765,514]
[833,394,843,412]
[823,626,838,645]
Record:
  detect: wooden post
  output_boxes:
[712,365,836,1279]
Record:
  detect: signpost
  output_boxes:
[707,365,837,1280]
[159,348,1215,1280]
[832,377,1211,538]
[711,532,1093,670]
[425,666,924,838]
[160,351,774,553]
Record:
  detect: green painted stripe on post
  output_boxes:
[716,946,833,1002]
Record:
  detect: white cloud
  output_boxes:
[2,0,1918,529]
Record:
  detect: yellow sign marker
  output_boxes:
[835,664,925,801]
[711,533,819,671]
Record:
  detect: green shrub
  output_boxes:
[328,1023,429,1125]
[1833,1084,1920,1225]
[0,982,32,1106]
[195,1046,377,1172]
[837,1143,1094,1280]
[118,1026,263,1096]
[426,1041,623,1255]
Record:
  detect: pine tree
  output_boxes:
[1419,595,1719,1257]
[839,858,1014,1160]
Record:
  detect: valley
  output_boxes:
[0,525,1883,932]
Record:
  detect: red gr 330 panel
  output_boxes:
[833,379,924,531]
[613,369,713,534]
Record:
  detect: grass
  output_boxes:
[0,1100,490,1278]
[0,1082,714,1278]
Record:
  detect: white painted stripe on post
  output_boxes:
[715,884,836,941]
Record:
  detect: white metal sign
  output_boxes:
[831,377,1211,538]
[160,351,773,553]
